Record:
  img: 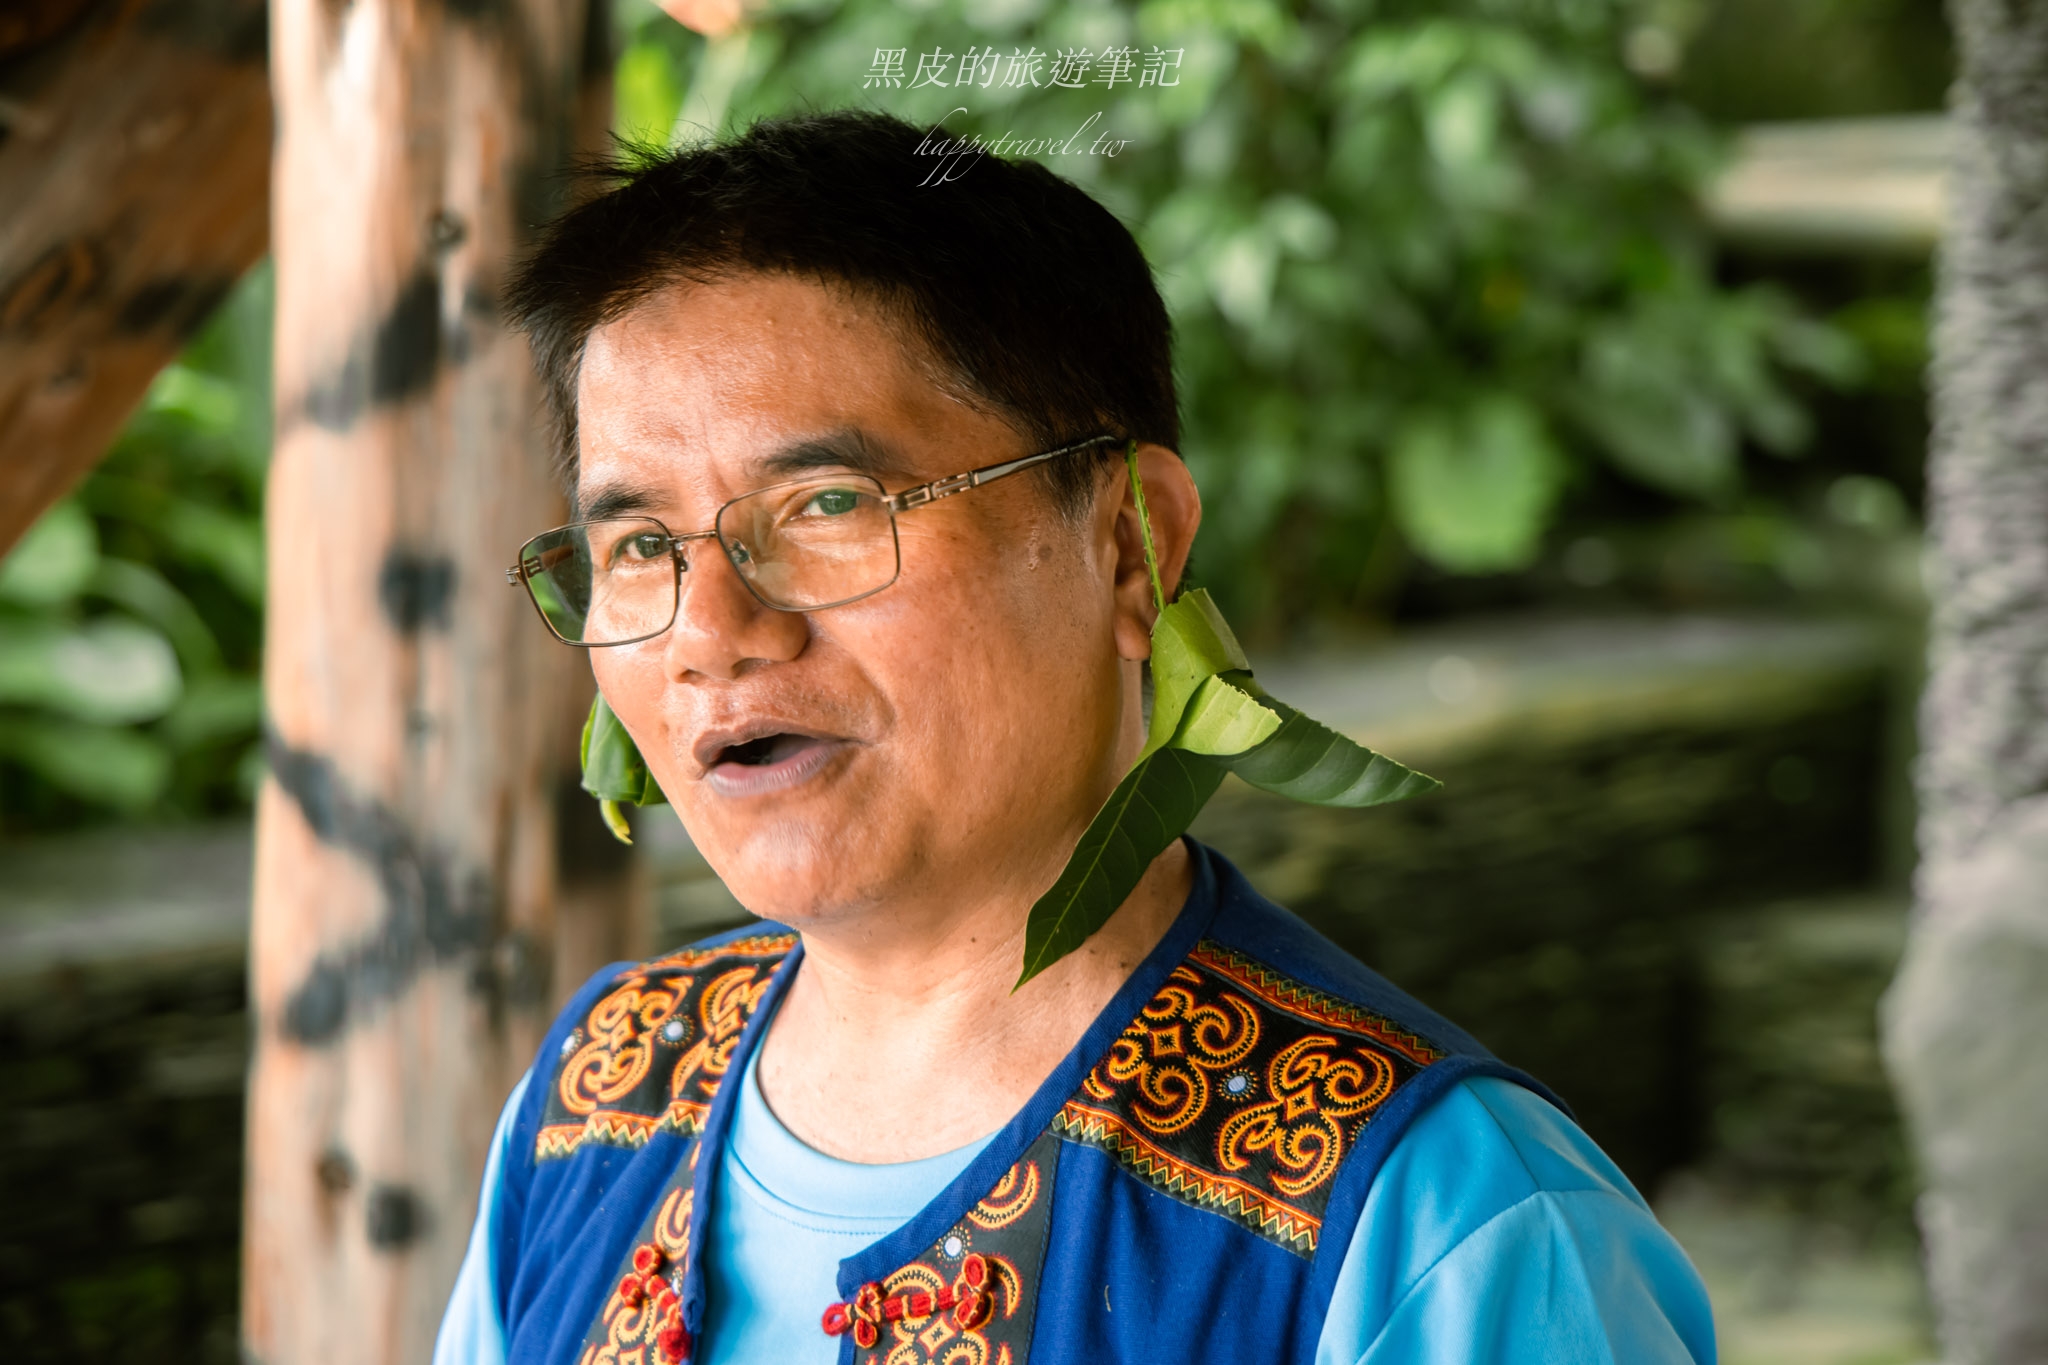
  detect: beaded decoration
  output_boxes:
[615,1241,692,1364]
[821,1252,997,1349]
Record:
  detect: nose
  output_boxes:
[660,536,809,681]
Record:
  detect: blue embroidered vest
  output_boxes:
[493,842,1553,1365]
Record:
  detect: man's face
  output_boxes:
[576,273,1138,927]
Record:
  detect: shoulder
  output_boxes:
[1365,1075,1652,1261]
[1315,1077,1715,1364]
[1178,849,1711,1358]
[1055,846,1552,1260]
[525,923,800,1163]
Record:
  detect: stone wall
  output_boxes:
[1,827,251,1363]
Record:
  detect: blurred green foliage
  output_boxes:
[0,266,271,830]
[1673,0,1949,121]
[0,0,1922,828]
[616,0,1862,626]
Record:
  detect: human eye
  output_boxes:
[606,529,670,568]
[801,486,866,517]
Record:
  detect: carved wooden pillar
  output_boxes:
[246,0,610,1359]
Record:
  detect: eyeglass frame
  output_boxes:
[505,432,1124,648]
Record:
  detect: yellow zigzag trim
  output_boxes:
[537,1099,716,1160]
[1054,1102,1321,1255]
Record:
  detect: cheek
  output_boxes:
[589,643,673,748]
[877,522,1114,756]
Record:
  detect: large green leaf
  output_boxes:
[161,674,264,750]
[1144,589,1255,756]
[1171,671,1281,756]
[1016,746,1226,988]
[1220,694,1442,806]
[581,692,668,844]
[1019,659,1436,988]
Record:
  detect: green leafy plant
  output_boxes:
[0,265,271,827]
[614,0,1860,629]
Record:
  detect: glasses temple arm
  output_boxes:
[883,435,1121,512]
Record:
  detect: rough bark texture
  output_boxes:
[244,0,609,1359]
[1881,3,2048,1361]
[0,0,271,556]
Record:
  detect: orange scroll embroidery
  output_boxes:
[539,933,797,1160]
[1055,939,1440,1256]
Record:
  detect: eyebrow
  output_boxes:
[754,428,913,482]
[575,480,673,522]
[576,428,915,522]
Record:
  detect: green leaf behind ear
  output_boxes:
[1145,589,1253,755]
[1017,747,1225,989]
[599,799,635,845]
[1170,671,1281,756]
[581,692,669,808]
[1219,696,1441,806]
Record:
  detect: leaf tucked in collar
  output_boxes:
[1017,746,1226,986]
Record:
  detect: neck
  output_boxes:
[756,839,1194,1163]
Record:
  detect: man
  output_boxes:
[436,111,1715,1364]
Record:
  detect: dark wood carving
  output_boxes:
[0,0,271,555]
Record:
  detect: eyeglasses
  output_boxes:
[507,434,1120,646]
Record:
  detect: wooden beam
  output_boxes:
[243,0,608,1359]
[0,0,271,556]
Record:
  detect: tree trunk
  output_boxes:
[1880,3,2048,1361]
[243,0,611,1360]
[0,0,270,555]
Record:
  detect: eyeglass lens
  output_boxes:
[515,476,902,645]
[718,478,899,614]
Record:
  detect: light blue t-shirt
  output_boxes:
[437,1044,1715,1364]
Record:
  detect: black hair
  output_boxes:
[504,109,1179,516]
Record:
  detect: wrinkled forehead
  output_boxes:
[570,274,986,516]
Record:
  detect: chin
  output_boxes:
[691,810,896,927]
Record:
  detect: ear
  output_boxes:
[1110,443,1202,662]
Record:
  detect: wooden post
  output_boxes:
[245,0,610,1359]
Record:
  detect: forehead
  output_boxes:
[573,273,976,500]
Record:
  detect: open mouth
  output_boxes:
[717,733,824,767]
[704,730,844,796]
